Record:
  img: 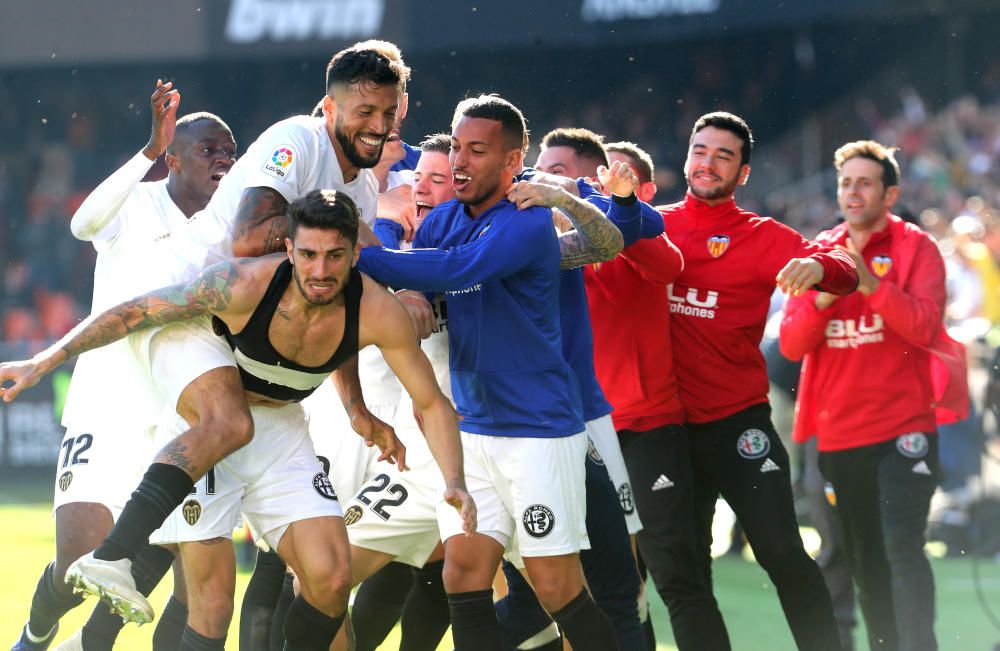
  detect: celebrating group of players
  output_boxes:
[1,38,963,651]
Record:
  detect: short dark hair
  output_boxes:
[288,189,360,246]
[350,40,411,93]
[325,46,404,96]
[420,133,451,156]
[310,98,325,118]
[452,94,529,153]
[605,141,655,185]
[691,111,753,165]
[834,140,900,188]
[541,128,609,170]
[166,112,232,154]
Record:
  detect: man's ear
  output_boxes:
[397,92,409,126]
[505,149,524,176]
[322,95,338,122]
[165,152,181,175]
[739,164,751,186]
[638,181,657,203]
[285,237,294,262]
[884,185,900,209]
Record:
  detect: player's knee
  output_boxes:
[442,554,489,593]
[530,573,580,613]
[301,566,352,614]
[203,409,254,452]
[188,590,235,636]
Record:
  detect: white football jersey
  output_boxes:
[190,115,379,267]
[63,177,195,431]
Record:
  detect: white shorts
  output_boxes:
[52,424,157,519]
[152,403,342,551]
[132,317,236,413]
[586,415,643,535]
[343,426,445,567]
[304,379,397,502]
[438,431,590,560]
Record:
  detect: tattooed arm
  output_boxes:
[231,186,290,257]
[0,259,252,402]
[506,181,624,270]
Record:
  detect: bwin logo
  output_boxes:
[668,285,718,318]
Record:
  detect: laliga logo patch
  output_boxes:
[618,484,635,514]
[522,504,555,538]
[182,499,202,526]
[871,255,892,277]
[896,432,928,459]
[58,471,73,492]
[736,429,770,459]
[343,505,363,526]
[262,145,295,179]
[313,473,338,501]
[587,439,605,466]
[707,235,730,258]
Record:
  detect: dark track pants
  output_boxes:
[819,434,939,651]
[622,404,840,651]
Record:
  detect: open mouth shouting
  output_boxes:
[453,171,471,193]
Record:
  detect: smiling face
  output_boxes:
[412,151,454,226]
[449,116,521,216]
[324,81,399,175]
[684,126,749,205]
[837,156,898,230]
[287,226,358,306]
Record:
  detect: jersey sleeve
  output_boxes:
[70,150,155,243]
[868,235,947,346]
[358,207,555,293]
[761,220,859,295]
[617,234,683,285]
[779,292,835,361]
[373,218,404,249]
[240,122,314,203]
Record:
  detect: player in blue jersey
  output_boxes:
[356,94,625,651]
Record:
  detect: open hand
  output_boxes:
[0,358,47,403]
[350,406,408,471]
[143,79,180,161]
[443,485,477,536]
[597,160,638,198]
[776,258,823,295]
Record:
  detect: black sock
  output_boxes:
[448,589,502,651]
[153,596,189,651]
[400,560,450,651]
[282,595,345,651]
[352,561,413,650]
[641,607,656,651]
[178,625,226,651]
[81,543,176,650]
[269,573,296,651]
[26,562,83,639]
[240,550,287,651]
[94,464,194,562]
[551,589,619,651]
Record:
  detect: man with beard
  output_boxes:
[356,95,624,651]
[655,112,858,651]
[781,141,967,651]
[0,190,473,651]
[59,44,407,630]
[11,81,237,651]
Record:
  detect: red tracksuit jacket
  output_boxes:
[780,214,969,451]
[660,193,859,424]
[584,234,685,432]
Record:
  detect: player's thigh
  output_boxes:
[277,515,352,603]
[54,502,114,576]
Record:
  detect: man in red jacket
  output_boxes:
[781,140,966,651]
[658,112,857,651]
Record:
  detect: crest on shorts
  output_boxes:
[736,429,770,459]
[587,439,604,466]
[707,235,730,258]
[313,473,338,501]
[871,255,892,278]
[896,432,928,459]
[618,484,635,515]
[58,471,73,492]
[343,505,363,526]
[182,499,202,526]
[522,504,555,538]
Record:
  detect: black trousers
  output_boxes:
[819,434,939,651]
[622,403,840,651]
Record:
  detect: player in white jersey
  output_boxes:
[9,81,237,651]
[0,190,474,651]
[51,45,408,632]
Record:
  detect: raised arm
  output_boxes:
[366,288,475,534]
[508,181,624,270]
[230,187,291,257]
[71,80,179,241]
[0,259,251,402]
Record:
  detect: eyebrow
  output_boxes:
[692,143,737,157]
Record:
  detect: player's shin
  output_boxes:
[282,595,346,651]
[551,589,620,651]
